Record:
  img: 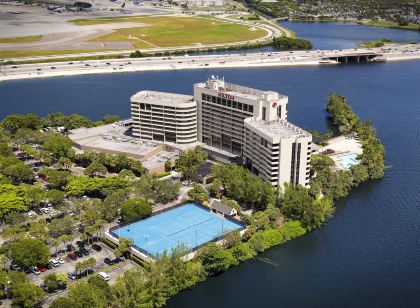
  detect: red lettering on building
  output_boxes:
[272,102,278,108]
[218,92,235,100]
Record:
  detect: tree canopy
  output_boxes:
[121,198,152,222]
[11,238,50,267]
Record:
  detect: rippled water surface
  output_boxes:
[1,21,420,308]
[280,21,420,50]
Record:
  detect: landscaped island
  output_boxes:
[0,94,385,307]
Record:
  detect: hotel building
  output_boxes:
[131,78,312,188]
[130,91,197,144]
[194,78,288,155]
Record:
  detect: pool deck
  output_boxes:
[318,135,363,170]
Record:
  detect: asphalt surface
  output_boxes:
[1,44,420,81]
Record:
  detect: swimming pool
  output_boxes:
[111,203,243,257]
[335,152,360,169]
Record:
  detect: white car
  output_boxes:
[57,258,65,264]
[49,259,59,267]
[31,266,41,275]
[98,272,110,281]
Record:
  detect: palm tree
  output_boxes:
[75,261,84,276]
[86,258,96,275]
[94,219,107,238]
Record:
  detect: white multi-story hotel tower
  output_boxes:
[131,91,197,144]
[131,78,312,188]
[194,77,312,188]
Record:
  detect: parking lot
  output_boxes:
[28,242,117,286]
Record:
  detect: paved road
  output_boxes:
[1,44,419,81]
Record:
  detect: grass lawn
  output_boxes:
[73,16,268,48]
[362,20,420,31]
[0,35,42,43]
[0,49,106,59]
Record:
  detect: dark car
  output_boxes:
[41,284,50,292]
[10,263,21,271]
[34,209,43,216]
[76,269,95,279]
[104,258,114,265]
[79,247,89,256]
[92,244,102,252]
[66,244,75,252]
[46,263,53,270]
[67,253,77,261]
[85,269,95,275]
[75,251,84,258]
[113,256,125,264]
[76,240,84,247]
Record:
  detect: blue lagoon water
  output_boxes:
[1,21,420,308]
[280,21,420,50]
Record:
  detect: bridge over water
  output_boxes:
[322,52,384,63]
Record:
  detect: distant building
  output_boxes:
[179,0,225,7]
[131,91,197,144]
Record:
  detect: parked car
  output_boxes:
[98,272,110,281]
[49,259,60,267]
[92,244,102,252]
[77,269,94,279]
[104,258,114,265]
[10,263,21,271]
[34,209,43,216]
[115,256,125,263]
[75,251,84,258]
[38,265,47,272]
[66,244,75,252]
[57,257,65,264]
[67,272,77,280]
[41,284,50,292]
[46,263,52,270]
[67,253,77,261]
[79,247,89,255]
[32,266,41,275]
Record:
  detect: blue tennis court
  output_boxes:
[111,203,243,257]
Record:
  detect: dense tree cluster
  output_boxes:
[74,151,144,176]
[175,146,208,179]
[272,37,313,50]
[121,198,152,222]
[326,93,385,179]
[246,0,420,23]
[210,164,276,211]
[1,112,122,133]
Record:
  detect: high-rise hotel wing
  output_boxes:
[131,77,312,188]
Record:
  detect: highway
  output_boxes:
[1,44,419,81]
